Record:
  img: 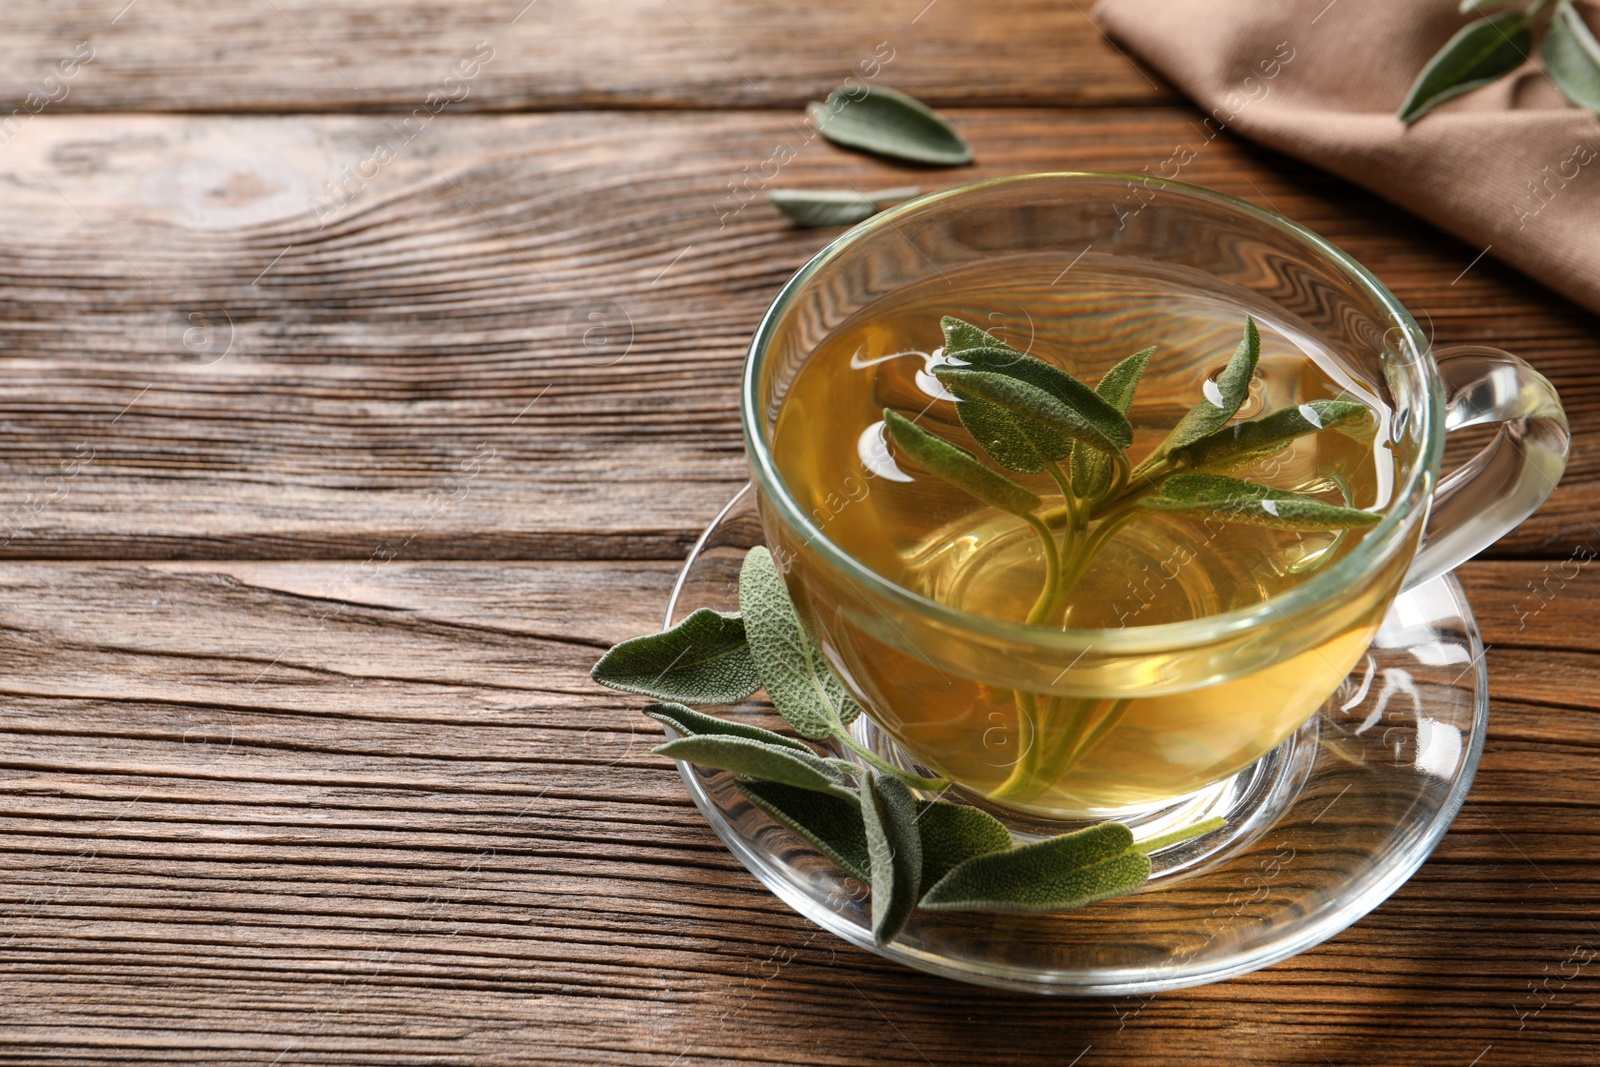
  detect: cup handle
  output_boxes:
[1402,346,1570,591]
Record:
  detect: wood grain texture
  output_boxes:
[0,110,1595,560]
[0,0,1163,112]
[0,559,1595,1066]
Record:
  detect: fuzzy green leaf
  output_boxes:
[913,798,1013,891]
[883,409,1043,517]
[943,348,1134,449]
[738,547,862,740]
[951,392,1051,474]
[1143,473,1382,531]
[590,608,761,705]
[1544,2,1600,113]
[767,186,920,228]
[936,368,1131,460]
[862,774,923,944]
[642,702,814,753]
[1171,399,1373,472]
[940,315,1014,356]
[1071,346,1155,501]
[1150,318,1261,461]
[654,734,843,793]
[919,821,1150,913]
[738,779,870,881]
[808,85,973,166]
[1398,13,1532,124]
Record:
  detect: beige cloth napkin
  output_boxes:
[1093,0,1600,316]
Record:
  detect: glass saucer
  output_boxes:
[661,486,1489,995]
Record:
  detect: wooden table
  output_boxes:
[1,3,1596,1064]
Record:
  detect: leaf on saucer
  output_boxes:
[919,821,1150,913]
[1072,345,1155,501]
[1172,399,1373,472]
[1148,317,1261,461]
[767,186,920,228]
[739,547,863,740]
[1544,1,1600,113]
[883,410,1043,517]
[807,85,973,166]
[913,798,1013,890]
[642,702,814,753]
[740,779,870,881]
[590,607,760,704]
[1398,12,1532,124]
[1142,473,1381,530]
[654,734,843,793]
[862,774,923,944]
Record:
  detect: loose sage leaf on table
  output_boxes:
[1071,345,1155,501]
[1143,473,1381,530]
[768,186,920,228]
[1544,1,1600,113]
[920,821,1150,913]
[862,774,923,944]
[590,607,761,704]
[914,798,1013,889]
[739,779,871,881]
[883,409,1042,517]
[654,734,844,792]
[936,368,1132,459]
[807,85,973,166]
[643,702,815,753]
[1147,317,1261,462]
[1398,12,1533,124]
[739,546,862,740]
[1171,399,1373,472]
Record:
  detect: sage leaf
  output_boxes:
[940,316,1018,357]
[1460,0,1517,12]
[768,186,920,228]
[808,85,973,166]
[1544,1,1600,113]
[1149,317,1260,461]
[739,546,862,741]
[920,821,1151,913]
[654,734,844,793]
[883,409,1042,517]
[951,392,1051,474]
[935,367,1132,458]
[642,702,814,754]
[1071,346,1155,501]
[944,345,1134,448]
[1142,473,1382,531]
[862,774,922,944]
[590,607,760,705]
[739,779,870,881]
[914,798,1013,890]
[1398,12,1532,124]
[1172,399,1373,472]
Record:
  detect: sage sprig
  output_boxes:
[1400,1,1600,123]
[592,541,1225,945]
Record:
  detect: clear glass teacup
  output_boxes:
[741,173,1567,821]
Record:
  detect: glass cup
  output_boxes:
[740,173,1568,821]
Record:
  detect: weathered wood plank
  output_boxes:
[0,559,1596,1065]
[0,0,1163,113]
[0,111,1593,561]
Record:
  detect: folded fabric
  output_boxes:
[1094,0,1600,316]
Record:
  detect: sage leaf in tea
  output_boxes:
[590,607,760,705]
[1147,317,1261,462]
[1398,12,1533,124]
[1172,399,1373,472]
[936,368,1131,459]
[942,344,1135,449]
[940,315,1017,358]
[1071,345,1155,502]
[643,702,816,753]
[808,85,973,166]
[862,774,923,944]
[920,821,1151,913]
[739,546,863,740]
[913,798,1013,890]
[768,186,920,228]
[739,779,871,881]
[883,410,1042,517]
[1143,473,1381,530]
[654,734,844,793]
[951,390,1053,474]
[1544,1,1600,113]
